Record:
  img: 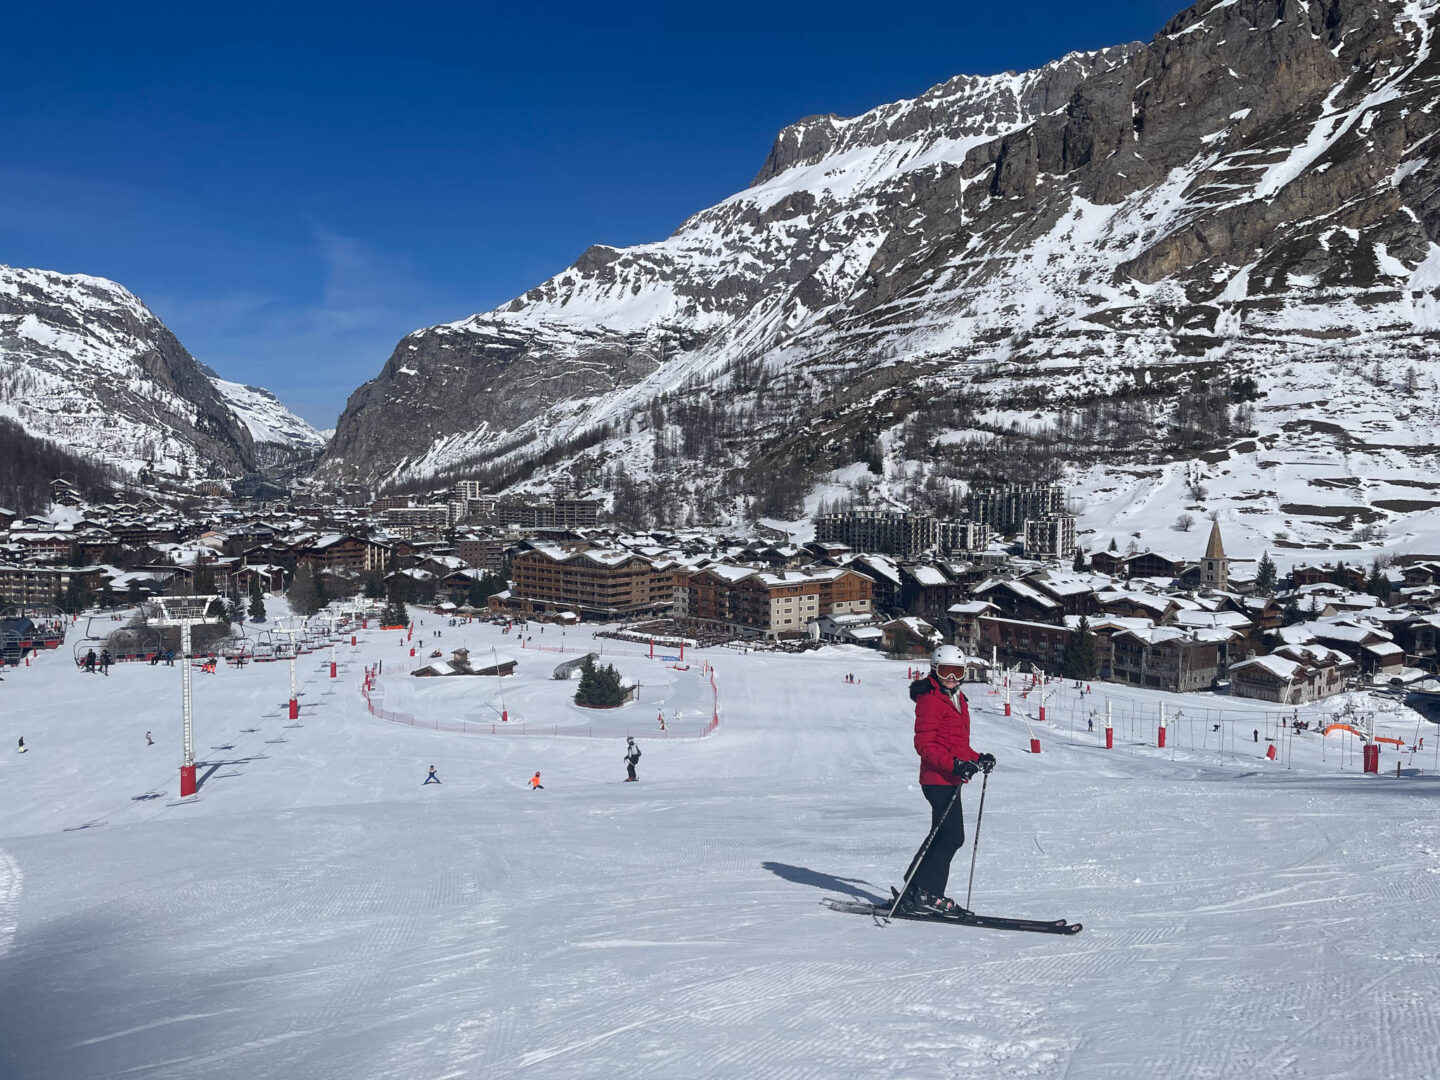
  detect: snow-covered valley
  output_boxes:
[3,610,1439,1078]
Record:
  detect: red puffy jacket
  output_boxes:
[911,676,978,785]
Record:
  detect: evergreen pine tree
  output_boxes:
[206,597,230,625]
[228,593,246,624]
[363,568,385,600]
[574,655,627,707]
[1072,547,1086,572]
[288,565,320,616]
[381,581,409,628]
[1255,551,1277,594]
[1061,616,1098,679]
[1281,595,1300,626]
[248,576,267,622]
[193,563,216,596]
[1367,559,1392,603]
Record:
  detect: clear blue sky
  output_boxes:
[0,1,1181,428]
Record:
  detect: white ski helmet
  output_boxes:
[930,644,965,670]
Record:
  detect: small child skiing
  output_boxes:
[423,765,441,785]
[624,737,641,782]
[146,731,154,746]
[530,771,544,790]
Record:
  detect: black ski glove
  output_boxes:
[977,752,996,774]
[953,758,979,783]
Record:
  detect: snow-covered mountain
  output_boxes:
[322,0,1440,558]
[207,372,329,475]
[0,265,256,478]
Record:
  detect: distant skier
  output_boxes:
[17,736,26,753]
[423,765,441,785]
[99,649,112,675]
[624,737,641,782]
[897,645,995,917]
[530,771,544,790]
[1253,729,1259,743]
[146,731,154,745]
[83,649,96,673]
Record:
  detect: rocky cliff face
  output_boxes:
[207,372,328,477]
[322,0,1440,553]
[0,266,258,478]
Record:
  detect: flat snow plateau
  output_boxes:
[3,612,1439,1079]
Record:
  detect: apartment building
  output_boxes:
[509,545,668,618]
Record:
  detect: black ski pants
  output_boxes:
[904,783,965,900]
[626,762,637,781]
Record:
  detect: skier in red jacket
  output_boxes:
[898,645,996,916]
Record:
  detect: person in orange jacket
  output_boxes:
[530,771,544,790]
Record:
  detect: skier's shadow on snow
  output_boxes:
[762,862,886,904]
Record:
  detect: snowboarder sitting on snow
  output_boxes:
[624,737,641,782]
[898,645,996,917]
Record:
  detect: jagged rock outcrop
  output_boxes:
[0,266,257,477]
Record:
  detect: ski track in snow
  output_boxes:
[1,609,1440,1078]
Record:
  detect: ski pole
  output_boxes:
[887,781,965,922]
[963,768,991,912]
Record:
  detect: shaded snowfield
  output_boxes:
[2,614,1439,1079]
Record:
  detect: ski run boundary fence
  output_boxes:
[359,648,721,741]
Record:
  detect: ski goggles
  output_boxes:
[935,664,965,680]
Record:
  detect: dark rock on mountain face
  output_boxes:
[0,266,255,477]
[321,0,1440,503]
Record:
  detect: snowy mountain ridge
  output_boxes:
[0,264,316,481]
[320,0,1440,560]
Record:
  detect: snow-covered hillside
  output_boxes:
[0,265,256,478]
[324,0,1440,562]
[3,613,1439,1077]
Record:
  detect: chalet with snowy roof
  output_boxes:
[1024,571,1102,617]
[813,611,884,647]
[1299,619,1394,664]
[976,615,1071,675]
[972,577,1064,624]
[231,563,286,595]
[1362,640,1406,677]
[944,600,1000,652]
[0,507,17,531]
[1290,563,1367,591]
[412,648,518,678]
[899,564,961,623]
[850,554,901,614]
[1109,626,1222,692]
[294,533,390,574]
[50,478,82,507]
[1230,644,1356,704]
[1401,561,1440,587]
[1095,588,1184,624]
[882,616,943,656]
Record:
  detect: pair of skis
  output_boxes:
[822,888,1082,935]
[823,770,1082,935]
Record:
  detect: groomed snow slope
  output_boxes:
[2,614,1439,1079]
